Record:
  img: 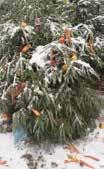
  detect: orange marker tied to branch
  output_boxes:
[31,108,40,117]
[59,36,65,44]
[20,21,28,29]
[21,44,32,53]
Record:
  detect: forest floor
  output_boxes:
[0,110,104,169]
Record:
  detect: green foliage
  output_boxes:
[0,0,103,143]
[19,63,100,143]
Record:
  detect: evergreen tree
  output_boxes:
[0,0,103,142]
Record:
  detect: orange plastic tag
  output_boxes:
[99,122,104,129]
[20,21,27,28]
[21,44,32,53]
[32,108,40,117]
[59,36,65,44]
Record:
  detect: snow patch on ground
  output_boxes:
[0,133,28,169]
[1,121,104,169]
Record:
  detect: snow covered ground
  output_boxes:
[0,113,104,169]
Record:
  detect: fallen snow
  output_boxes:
[29,42,61,68]
[1,111,104,169]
